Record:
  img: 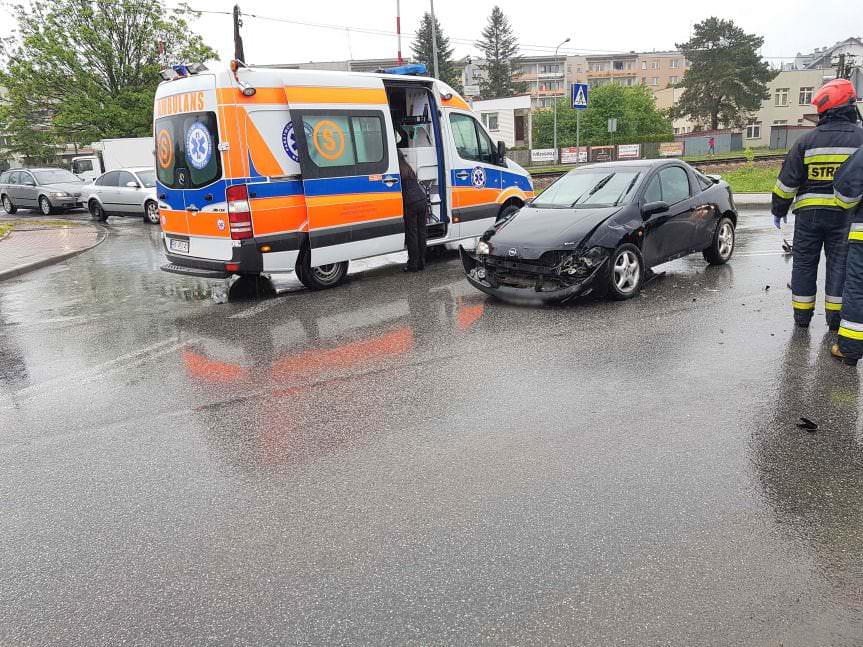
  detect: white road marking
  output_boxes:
[228,299,283,319]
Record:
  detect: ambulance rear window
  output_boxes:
[155,112,221,189]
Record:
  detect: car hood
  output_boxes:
[42,181,86,193]
[489,205,622,259]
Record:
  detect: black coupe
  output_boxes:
[460,159,737,302]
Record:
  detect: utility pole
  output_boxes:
[835,53,846,79]
[430,0,439,79]
[396,0,403,65]
[552,37,570,164]
[233,4,245,63]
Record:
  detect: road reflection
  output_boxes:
[177,273,486,471]
[752,330,863,596]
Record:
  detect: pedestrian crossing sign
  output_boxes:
[571,83,588,110]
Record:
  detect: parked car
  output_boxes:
[83,167,159,224]
[0,167,85,215]
[460,159,737,303]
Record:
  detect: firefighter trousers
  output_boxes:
[791,209,850,328]
[839,221,863,359]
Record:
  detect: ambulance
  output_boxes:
[154,61,534,289]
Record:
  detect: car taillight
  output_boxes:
[226,184,252,240]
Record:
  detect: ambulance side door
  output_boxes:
[446,110,503,239]
[292,102,405,267]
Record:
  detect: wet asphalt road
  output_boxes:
[2,210,863,646]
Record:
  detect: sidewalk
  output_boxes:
[733,192,771,208]
[0,219,106,280]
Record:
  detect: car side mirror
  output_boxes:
[497,140,506,165]
[125,181,140,188]
[642,200,669,217]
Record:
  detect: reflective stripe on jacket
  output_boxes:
[772,110,863,217]
[835,146,863,214]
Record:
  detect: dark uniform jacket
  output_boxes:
[835,146,863,217]
[772,107,863,217]
[398,154,427,208]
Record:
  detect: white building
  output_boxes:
[470,95,532,149]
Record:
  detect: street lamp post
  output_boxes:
[552,37,570,164]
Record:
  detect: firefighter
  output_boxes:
[772,78,863,330]
[831,145,863,365]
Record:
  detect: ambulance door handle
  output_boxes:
[186,204,199,214]
[383,177,399,188]
[158,193,166,200]
[456,171,469,180]
[204,193,213,202]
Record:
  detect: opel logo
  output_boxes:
[508,248,517,257]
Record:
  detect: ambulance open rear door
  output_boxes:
[287,83,406,266]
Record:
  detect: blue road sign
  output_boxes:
[571,83,589,110]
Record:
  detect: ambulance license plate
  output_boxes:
[169,238,189,254]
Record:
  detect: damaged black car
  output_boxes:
[460,159,737,303]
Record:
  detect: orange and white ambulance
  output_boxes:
[154,61,534,289]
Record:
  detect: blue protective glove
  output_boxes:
[773,214,786,229]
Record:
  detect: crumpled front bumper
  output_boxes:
[459,246,605,303]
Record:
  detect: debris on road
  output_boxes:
[796,417,818,432]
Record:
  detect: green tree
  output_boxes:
[673,17,775,131]
[532,84,673,148]
[0,0,216,162]
[475,6,524,99]
[410,12,461,91]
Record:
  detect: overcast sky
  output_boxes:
[172,0,859,67]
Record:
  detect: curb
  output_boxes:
[733,193,771,208]
[0,224,108,282]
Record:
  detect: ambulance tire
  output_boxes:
[296,246,348,290]
[497,203,521,223]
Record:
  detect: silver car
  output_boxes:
[0,167,85,215]
[83,167,159,224]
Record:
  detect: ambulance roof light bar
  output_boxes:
[159,62,208,81]
[379,63,428,76]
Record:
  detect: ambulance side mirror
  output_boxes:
[497,140,506,166]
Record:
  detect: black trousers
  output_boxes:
[403,201,427,270]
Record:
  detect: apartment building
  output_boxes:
[584,51,687,92]
[742,67,836,147]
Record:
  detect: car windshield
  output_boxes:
[533,169,642,208]
[136,169,156,188]
[33,169,82,184]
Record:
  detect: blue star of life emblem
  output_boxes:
[471,166,486,188]
[185,123,212,170]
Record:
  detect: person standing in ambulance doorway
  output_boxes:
[831,144,863,365]
[397,147,428,273]
[773,78,863,330]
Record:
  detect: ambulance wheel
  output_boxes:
[296,247,348,290]
[703,217,735,265]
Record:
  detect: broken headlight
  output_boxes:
[559,246,608,275]
[475,240,490,256]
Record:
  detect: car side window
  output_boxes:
[475,122,497,165]
[450,113,481,162]
[99,171,119,187]
[643,175,662,203]
[8,172,20,185]
[117,171,136,187]
[20,172,35,186]
[0,172,8,184]
[659,166,690,205]
[695,172,713,191]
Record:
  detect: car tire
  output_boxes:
[88,200,108,222]
[39,196,54,216]
[496,203,521,222]
[295,246,348,290]
[605,243,644,301]
[144,200,160,225]
[703,217,735,265]
[1,195,16,215]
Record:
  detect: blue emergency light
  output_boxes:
[381,64,428,76]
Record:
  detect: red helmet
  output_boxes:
[812,78,857,113]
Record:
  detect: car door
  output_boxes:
[3,171,20,205]
[114,170,140,214]
[447,111,503,238]
[688,171,720,251]
[96,171,121,213]
[640,165,696,266]
[291,91,406,267]
[18,171,38,207]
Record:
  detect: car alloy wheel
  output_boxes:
[2,195,14,214]
[145,201,160,224]
[39,196,52,216]
[613,249,640,295]
[717,221,734,260]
